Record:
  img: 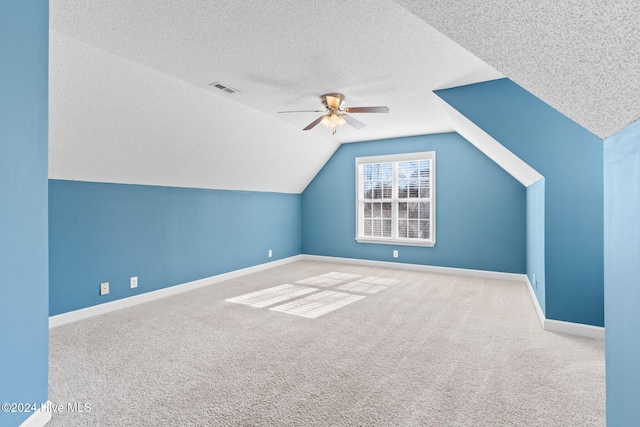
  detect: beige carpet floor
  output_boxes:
[48,260,605,426]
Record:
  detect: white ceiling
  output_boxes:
[53,1,639,194]
[393,0,640,139]
[49,0,503,193]
[49,31,336,193]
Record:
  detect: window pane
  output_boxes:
[382,202,392,219]
[408,203,419,219]
[408,220,419,238]
[372,219,381,236]
[398,162,410,180]
[363,164,372,180]
[419,160,430,177]
[372,163,381,180]
[409,181,419,198]
[373,182,382,199]
[420,220,430,240]
[398,219,407,238]
[364,202,372,218]
[382,219,392,237]
[364,182,372,199]
[419,181,430,198]
[364,219,372,236]
[372,203,381,218]
[383,181,392,198]
[382,163,392,180]
[398,202,407,219]
[398,182,408,198]
[419,202,430,219]
[370,162,390,180]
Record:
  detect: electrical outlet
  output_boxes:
[100,282,109,296]
[393,250,398,258]
[130,276,138,289]
[268,249,272,258]
[533,274,537,289]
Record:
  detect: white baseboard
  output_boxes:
[544,319,605,340]
[524,275,605,340]
[525,276,546,328]
[49,255,302,328]
[305,255,604,339]
[18,402,52,427]
[300,254,526,281]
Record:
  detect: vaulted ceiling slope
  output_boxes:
[394,0,640,139]
[49,1,502,193]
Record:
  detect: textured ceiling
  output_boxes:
[49,1,640,194]
[49,0,502,192]
[393,0,640,139]
[49,31,335,193]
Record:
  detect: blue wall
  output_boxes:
[0,1,50,426]
[604,119,640,426]
[436,78,604,327]
[49,180,301,315]
[302,133,526,273]
[526,178,546,314]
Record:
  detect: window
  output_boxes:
[356,152,435,246]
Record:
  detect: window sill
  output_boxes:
[355,237,435,247]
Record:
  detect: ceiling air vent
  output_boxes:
[208,82,238,94]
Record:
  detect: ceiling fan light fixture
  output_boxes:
[321,112,346,129]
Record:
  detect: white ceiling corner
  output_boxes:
[49,0,503,192]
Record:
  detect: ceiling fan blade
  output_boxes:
[343,114,366,130]
[278,109,325,113]
[303,115,326,131]
[344,106,389,114]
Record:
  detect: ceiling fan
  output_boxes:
[278,93,389,135]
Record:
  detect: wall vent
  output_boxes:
[209,82,238,94]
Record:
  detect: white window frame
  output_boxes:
[355,151,436,247]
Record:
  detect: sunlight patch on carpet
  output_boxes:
[295,276,345,287]
[336,281,388,294]
[270,291,365,318]
[319,272,362,281]
[359,276,401,286]
[226,284,317,308]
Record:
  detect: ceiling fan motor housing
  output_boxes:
[321,93,345,110]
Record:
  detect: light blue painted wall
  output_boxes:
[436,79,604,327]
[0,1,50,426]
[604,119,640,426]
[302,133,526,273]
[49,180,301,315]
[526,178,545,314]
